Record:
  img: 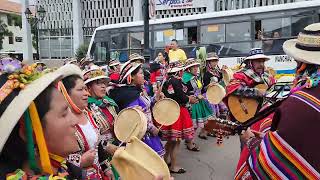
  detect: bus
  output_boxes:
[86,0,320,77]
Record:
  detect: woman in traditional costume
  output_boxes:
[109,61,165,157]
[108,60,121,83]
[202,53,229,136]
[0,61,85,179]
[235,23,320,179]
[182,58,214,139]
[60,72,118,179]
[161,60,198,174]
[83,66,121,179]
[150,52,168,95]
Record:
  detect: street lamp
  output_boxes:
[24,6,46,60]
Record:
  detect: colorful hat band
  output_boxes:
[83,69,106,82]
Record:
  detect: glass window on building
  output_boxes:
[8,36,14,44]
[200,24,225,44]
[226,22,251,42]
[291,15,314,36]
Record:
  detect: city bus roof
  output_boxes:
[95,0,320,31]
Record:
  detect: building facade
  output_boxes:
[37,0,312,60]
[0,0,36,60]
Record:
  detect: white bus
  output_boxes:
[87,1,320,77]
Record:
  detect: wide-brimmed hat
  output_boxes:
[112,136,170,180]
[184,58,200,70]
[129,53,145,63]
[206,52,219,61]
[0,61,82,173]
[83,65,109,85]
[79,57,94,68]
[167,59,183,73]
[283,23,320,65]
[65,58,78,65]
[222,68,234,86]
[244,48,270,61]
[109,59,120,67]
[119,61,142,84]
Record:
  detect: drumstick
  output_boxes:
[118,122,139,147]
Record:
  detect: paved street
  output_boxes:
[172,136,240,180]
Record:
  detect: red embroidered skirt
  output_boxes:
[161,106,194,141]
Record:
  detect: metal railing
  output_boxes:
[214,0,313,11]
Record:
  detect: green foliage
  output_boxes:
[75,44,89,61]
[0,19,13,50]
[7,14,22,28]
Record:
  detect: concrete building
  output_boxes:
[36,0,313,60]
[0,0,35,60]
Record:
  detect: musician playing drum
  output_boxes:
[202,52,229,137]
[161,60,198,174]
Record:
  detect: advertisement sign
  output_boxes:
[155,0,206,10]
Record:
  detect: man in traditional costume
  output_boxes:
[235,23,320,179]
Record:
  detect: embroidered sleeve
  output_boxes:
[232,85,261,98]
[67,153,82,168]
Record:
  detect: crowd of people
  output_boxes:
[0,23,319,179]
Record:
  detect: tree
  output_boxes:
[75,43,89,61]
[0,19,13,50]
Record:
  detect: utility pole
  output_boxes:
[22,0,33,64]
[143,0,151,62]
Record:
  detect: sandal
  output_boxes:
[207,132,216,137]
[198,135,208,140]
[186,143,200,152]
[170,168,186,174]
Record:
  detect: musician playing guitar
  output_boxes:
[224,48,275,150]
[225,48,275,122]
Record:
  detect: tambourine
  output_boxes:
[112,137,170,180]
[206,84,226,104]
[152,98,180,126]
[114,107,147,142]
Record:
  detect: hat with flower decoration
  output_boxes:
[184,58,201,70]
[83,65,109,85]
[0,58,82,174]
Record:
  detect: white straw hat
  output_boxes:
[283,23,320,65]
[0,64,82,152]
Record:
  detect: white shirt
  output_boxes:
[79,121,98,149]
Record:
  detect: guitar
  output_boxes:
[204,118,240,136]
[228,84,268,123]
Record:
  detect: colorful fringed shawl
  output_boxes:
[245,131,320,179]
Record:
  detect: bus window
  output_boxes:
[226,22,251,42]
[187,27,197,44]
[291,15,314,36]
[260,17,290,54]
[110,33,128,50]
[130,32,144,49]
[200,24,225,44]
